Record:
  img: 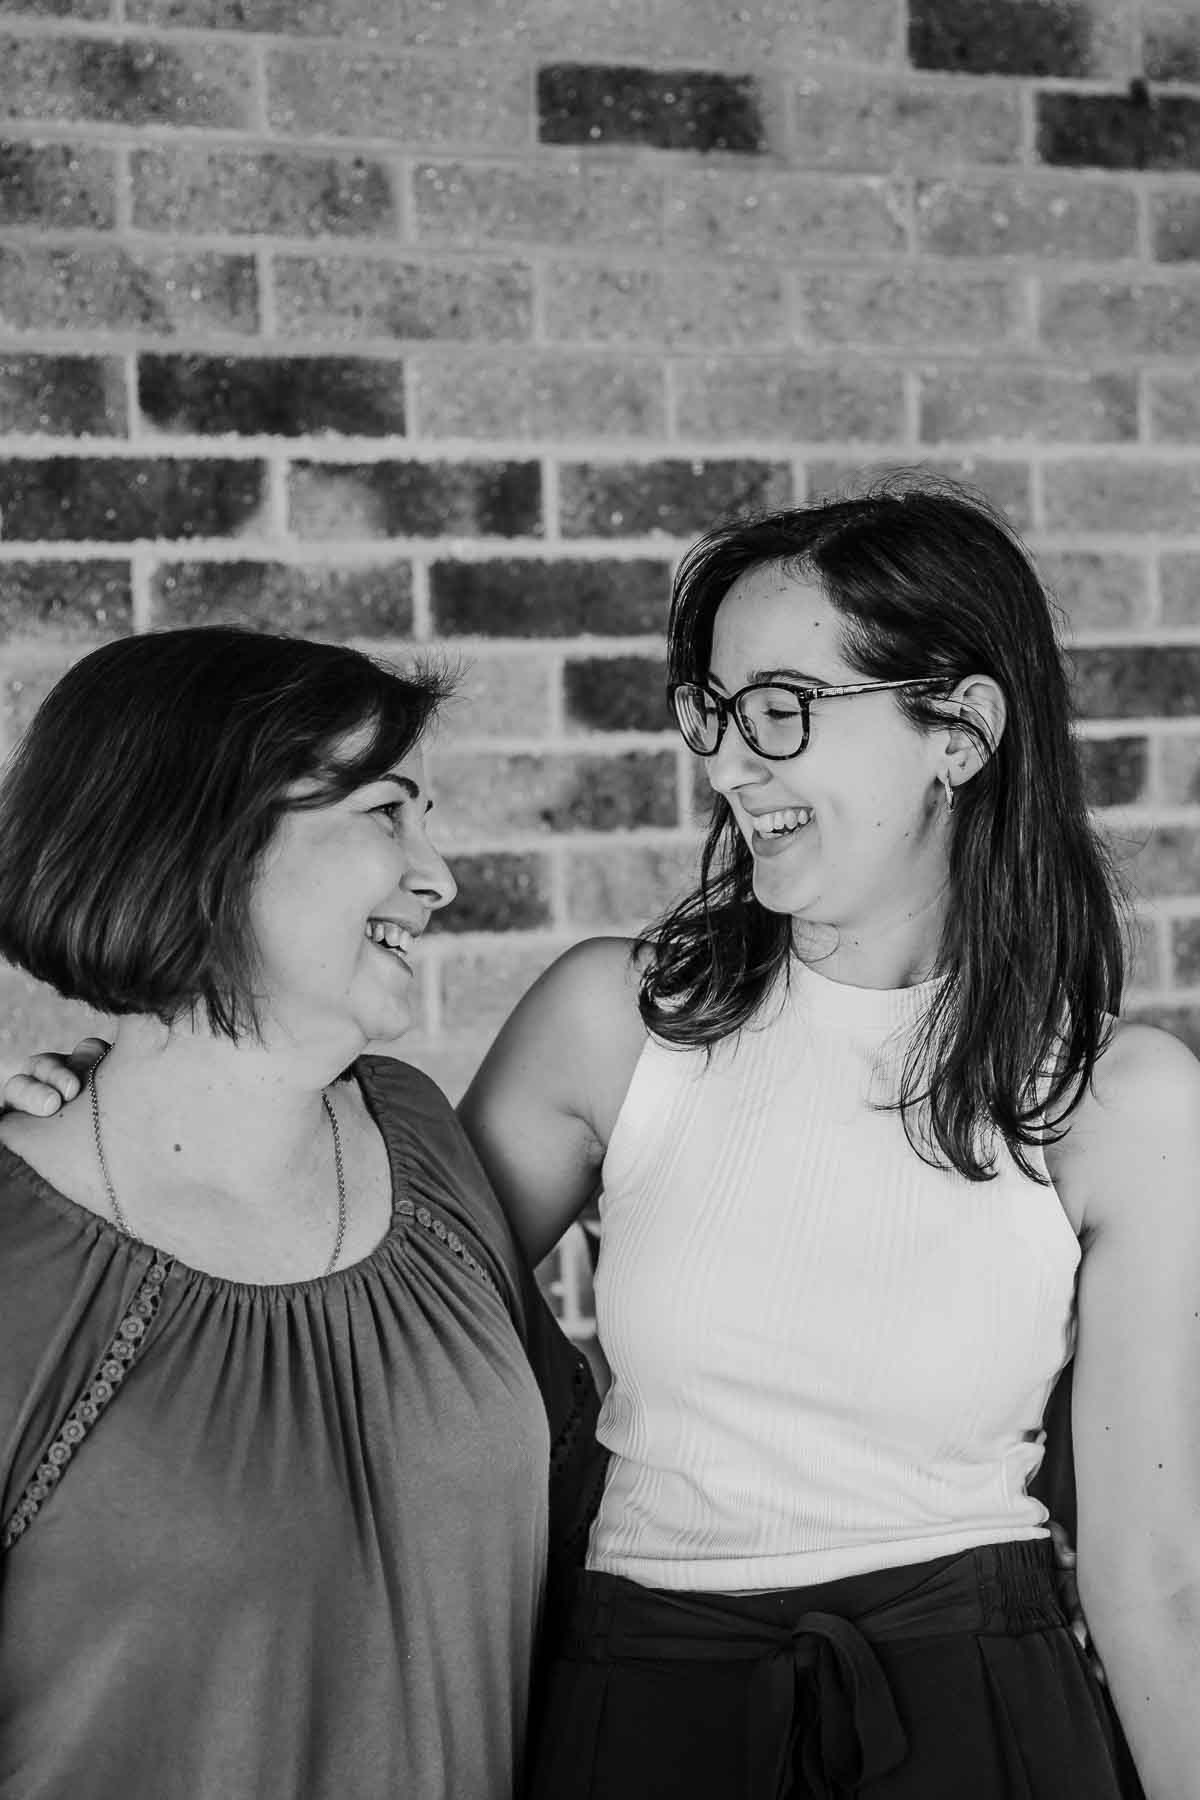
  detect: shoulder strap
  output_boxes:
[2,1251,173,1551]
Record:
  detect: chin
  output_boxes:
[751,871,817,918]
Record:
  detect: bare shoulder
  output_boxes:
[1091,1019,1200,1124]
[457,936,650,1260]
[461,934,647,1142]
[1058,1019,1200,1234]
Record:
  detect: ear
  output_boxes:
[936,675,1006,791]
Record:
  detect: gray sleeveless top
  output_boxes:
[0,1056,549,1800]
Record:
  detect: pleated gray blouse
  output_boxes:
[0,1056,550,1800]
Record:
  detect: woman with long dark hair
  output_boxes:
[458,483,1199,1796]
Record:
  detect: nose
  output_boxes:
[704,713,768,800]
[405,833,457,913]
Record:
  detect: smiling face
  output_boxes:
[705,562,952,969]
[247,737,456,1056]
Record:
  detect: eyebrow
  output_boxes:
[708,666,833,693]
[376,774,434,813]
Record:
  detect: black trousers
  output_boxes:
[527,1540,1144,1800]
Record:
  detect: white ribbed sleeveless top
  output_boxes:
[586,958,1080,1591]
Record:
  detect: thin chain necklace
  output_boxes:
[87,1051,347,1277]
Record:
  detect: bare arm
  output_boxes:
[1064,1022,1200,1799]
[458,936,646,1265]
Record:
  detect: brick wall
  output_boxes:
[0,0,1198,1327]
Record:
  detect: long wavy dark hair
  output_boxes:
[638,480,1128,1182]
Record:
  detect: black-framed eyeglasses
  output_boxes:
[668,677,946,761]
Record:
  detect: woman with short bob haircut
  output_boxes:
[0,626,598,1800]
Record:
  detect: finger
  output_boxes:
[1048,1520,1077,1566]
[2,1071,67,1116]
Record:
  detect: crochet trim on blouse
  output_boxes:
[2,1252,174,1551]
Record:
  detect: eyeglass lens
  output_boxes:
[673,684,810,757]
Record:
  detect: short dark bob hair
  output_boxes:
[639,478,1128,1183]
[0,625,454,1040]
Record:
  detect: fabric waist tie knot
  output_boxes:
[562,1539,1061,1800]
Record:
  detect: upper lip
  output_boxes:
[740,803,812,818]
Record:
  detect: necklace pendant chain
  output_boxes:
[88,1052,349,1278]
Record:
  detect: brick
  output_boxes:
[131,0,899,62]
[434,747,678,838]
[560,459,791,538]
[1171,917,1200,984]
[790,77,1021,171]
[1153,191,1200,262]
[133,146,398,238]
[0,966,107,1062]
[1148,373,1200,442]
[442,654,554,736]
[1128,913,1164,991]
[1035,550,1150,630]
[0,353,126,436]
[1037,91,1200,171]
[426,851,552,933]
[916,176,1137,259]
[1160,733,1200,801]
[1077,734,1149,806]
[1109,824,1200,897]
[806,458,1033,530]
[139,354,406,438]
[919,367,1135,444]
[429,558,669,637]
[566,840,699,927]
[0,1,112,15]
[0,559,131,640]
[1043,460,1200,533]
[275,255,532,344]
[0,245,257,335]
[287,460,541,540]
[522,0,899,63]
[127,0,358,23]
[0,36,252,129]
[0,139,115,228]
[151,559,412,635]
[565,655,668,732]
[543,261,789,351]
[1146,5,1200,80]
[2,656,69,742]
[438,943,561,1035]
[268,50,528,150]
[0,457,265,542]
[674,362,903,442]
[1123,1004,1200,1055]
[1161,553,1200,624]
[413,160,664,251]
[538,64,765,154]
[1071,646,1200,718]
[909,0,1130,77]
[411,353,665,440]
[1039,278,1200,356]
[667,169,906,257]
[799,269,1024,350]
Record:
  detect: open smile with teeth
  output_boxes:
[754,807,814,838]
[366,919,414,961]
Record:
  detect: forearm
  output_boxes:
[1084,1578,1200,1799]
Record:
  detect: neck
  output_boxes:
[791,889,948,990]
[92,1016,356,1193]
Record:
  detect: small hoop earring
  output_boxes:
[942,772,955,813]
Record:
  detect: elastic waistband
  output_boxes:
[558,1541,1064,1800]
[567,1537,1060,1656]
